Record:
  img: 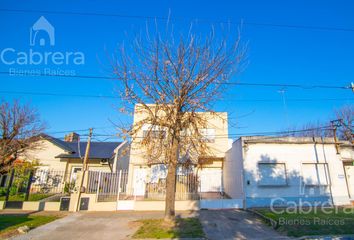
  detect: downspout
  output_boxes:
[241,138,247,209]
[320,137,335,206]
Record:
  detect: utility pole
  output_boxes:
[330,120,341,154]
[75,128,93,212]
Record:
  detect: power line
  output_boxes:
[0,90,118,99]
[46,126,116,134]
[225,98,354,102]
[0,71,351,90]
[90,125,333,139]
[1,8,354,33]
[225,82,350,90]
[1,90,353,102]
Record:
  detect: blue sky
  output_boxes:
[0,0,353,140]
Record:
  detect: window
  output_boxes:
[70,167,82,183]
[302,163,329,186]
[150,164,167,183]
[142,124,166,139]
[200,128,215,143]
[258,163,287,186]
[143,130,166,139]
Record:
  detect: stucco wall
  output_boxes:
[242,141,350,207]
[223,139,244,199]
[130,105,229,166]
[23,140,67,171]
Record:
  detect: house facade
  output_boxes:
[0,133,126,190]
[125,104,229,199]
[224,136,353,208]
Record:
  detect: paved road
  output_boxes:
[199,209,290,240]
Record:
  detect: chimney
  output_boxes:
[64,132,80,142]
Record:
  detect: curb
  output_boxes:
[298,234,354,240]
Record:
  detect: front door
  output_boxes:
[199,168,222,192]
[133,167,147,196]
[345,165,354,198]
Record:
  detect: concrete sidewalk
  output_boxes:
[11,210,291,240]
[11,211,195,240]
[198,209,290,240]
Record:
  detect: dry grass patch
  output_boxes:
[132,218,204,239]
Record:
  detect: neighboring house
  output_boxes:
[125,104,230,198]
[224,136,352,208]
[10,132,127,185]
[340,144,354,201]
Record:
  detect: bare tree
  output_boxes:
[289,121,333,138]
[287,105,353,142]
[0,100,45,173]
[335,105,353,142]
[111,24,246,220]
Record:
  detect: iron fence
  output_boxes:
[30,169,67,194]
[0,168,68,202]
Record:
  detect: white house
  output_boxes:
[224,136,352,208]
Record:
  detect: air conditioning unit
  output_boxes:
[100,159,109,165]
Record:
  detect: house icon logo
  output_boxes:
[29,16,55,46]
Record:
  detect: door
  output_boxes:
[199,168,222,192]
[345,166,354,198]
[133,168,147,196]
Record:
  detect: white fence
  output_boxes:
[86,169,228,202]
[87,170,128,202]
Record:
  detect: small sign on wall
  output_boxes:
[338,174,345,179]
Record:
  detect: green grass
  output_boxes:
[0,193,53,201]
[132,218,205,239]
[0,215,60,237]
[255,207,354,237]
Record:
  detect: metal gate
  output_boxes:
[87,171,122,202]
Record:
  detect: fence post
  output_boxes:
[5,169,15,202]
[96,171,102,202]
[116,170,122,205]
[24,170,34,201]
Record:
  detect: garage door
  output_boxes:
[199,168,222,192]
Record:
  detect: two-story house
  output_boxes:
[124,104,230,199]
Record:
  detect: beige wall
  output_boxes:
[128,104,228,194]
[23,140,68,171]
[22,201,60,211]
[22,139,116,183]
[130,104,229,166]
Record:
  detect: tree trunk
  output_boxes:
[164,140,178,220]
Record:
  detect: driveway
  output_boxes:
[12,211,194,240]
[12,210,289,240]
[199,209,290,240]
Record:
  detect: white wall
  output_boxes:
[241,141,350,207]
[223,139,244,199]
